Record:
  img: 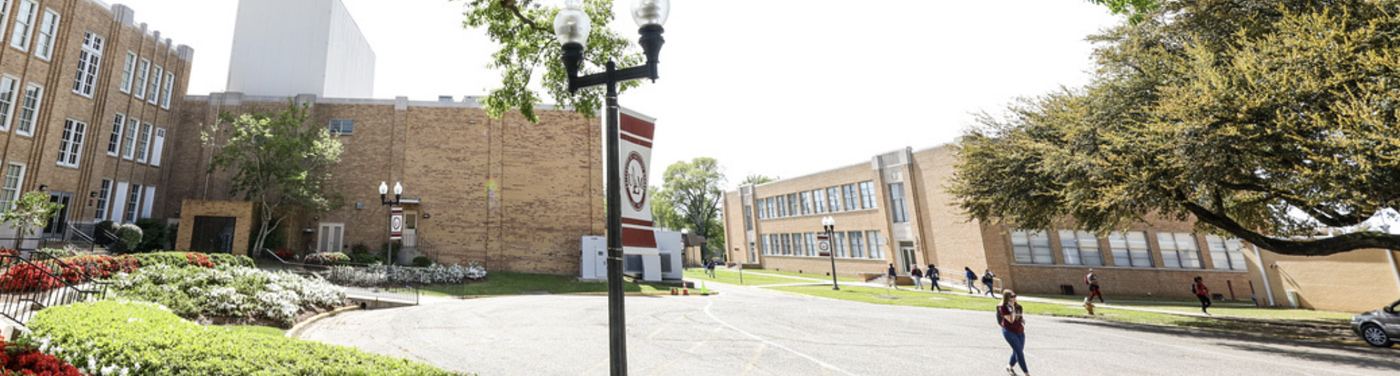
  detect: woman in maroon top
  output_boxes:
[998,290,1029,376]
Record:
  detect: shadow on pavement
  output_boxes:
[1060,318,1400,373]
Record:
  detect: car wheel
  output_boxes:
[1361,324,1394,348]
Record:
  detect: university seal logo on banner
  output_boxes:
[625,151,648,211]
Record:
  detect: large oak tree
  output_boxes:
[952,0,1400,256]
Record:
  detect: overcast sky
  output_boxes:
[114,0,1123,191]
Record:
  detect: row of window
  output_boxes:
[105,113,165,166]
[759,230,886,260]
[92,178,156,223]
[1009,230,1248,271]
[118,43,175,108]
[752,181,878,222]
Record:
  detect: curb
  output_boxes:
[286,305,360,339]
[452,291,683,300]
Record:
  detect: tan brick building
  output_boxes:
[0,1,192,241]
[722,145,1256,301]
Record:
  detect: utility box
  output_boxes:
[580,236,607,280]
[581,231,684,282]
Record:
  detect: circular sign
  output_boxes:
[624,151,648,211]
[391,216,403,232]
[818,240,830,252]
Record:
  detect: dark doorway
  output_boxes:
[42,192,73,238]
[191,216,237,254]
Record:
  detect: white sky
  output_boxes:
[114,0,1122,191]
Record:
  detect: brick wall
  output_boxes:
[1253,248,1400,312]
[174,199,254,255]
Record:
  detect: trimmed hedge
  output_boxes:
[128,252,254,269]
[30,301,463,375]
[109,264,344,326]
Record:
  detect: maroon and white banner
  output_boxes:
[619,108,657,251]
[390,207,404,240]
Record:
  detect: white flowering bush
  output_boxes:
[109,264,345,326]
[325,262,487,286]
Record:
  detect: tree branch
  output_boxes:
[1174,189,1400,256]
[500,0,550,33]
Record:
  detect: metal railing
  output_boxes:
[0,252,108,326]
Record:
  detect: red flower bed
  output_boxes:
[0,263,62,292]
[56,256,138,279]
[185,253,215,268]
[0,340,88,376]
[275,248,294,260]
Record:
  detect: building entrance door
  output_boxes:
[899,244,916,273]
[42,192,73,238]
[748,242,756,263]
[402,210,418,247]
[318,223,344,253]
[191,216,236,254]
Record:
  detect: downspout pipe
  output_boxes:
[1252,244,1276,307]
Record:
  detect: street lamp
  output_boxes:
[823,216,839,290]
[379,181,403,266]
[554,1,668,375]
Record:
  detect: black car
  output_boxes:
[1352,299,1400,347]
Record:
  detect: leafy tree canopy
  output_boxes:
[458,0,644,122]
[654,158,727,256]
[952,0,1400,256]
[1088,0,1160,24]
[739,175,778,186]
[1,191,63,240]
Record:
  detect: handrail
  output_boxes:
[0,254,106,326]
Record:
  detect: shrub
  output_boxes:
[128,252,252,269]
[29,301,461,375]
[351,243,370,255]
[34,248,74,259]
[349,252,382,264]
[135,218,168,252]
[109,264,345,325]
[304,252,350,265]
[411,256,434,267]
[114,224,144,254]
[326,265,387,287]
[209,253,256,268]
[0,338,86,376]
[94,220,117,246]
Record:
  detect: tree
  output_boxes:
[458,0,644,122]
[1087,0,1159,24]
[648,186,684,231]
[739,175,777,186]
[1,191,63,250]
[655,158,726,259]
[203,102,344,256]
[951,0,1400,256]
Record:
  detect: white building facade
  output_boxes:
[225,0,375,98]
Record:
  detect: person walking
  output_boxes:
[998,290,1030,376]
[1085,269,1103,303]
[982,269,998,298]
[927,264,943,292]
[705,259,717,278]
[1193,276,1212,315]
[911,265,924,290]
[964,267,980,294]
[887,263,898,290]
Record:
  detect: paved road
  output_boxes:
[298,281,1400,376]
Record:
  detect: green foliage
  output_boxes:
[411,256,434,267]
[653,158,727,254]
[351,243,370,254]
[203,101,344,258]
[107,264,344,325]
[648,187,684,231]
[951,0,1400,256]
[1088,0,1159,24]
[95,220,117,246]
[457,0,644,122]
[128,252,254,269]
[34,248,74,259]
[135,218,167,252]
[114,224,143,254]
[164,222,179,251]
[28,301,461,375]
[0,191,63,238]
[738,175,777,186]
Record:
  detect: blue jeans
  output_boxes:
[1003,328,1027,374]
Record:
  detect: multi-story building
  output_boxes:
[722,145,1258,301]
[0,0,192,242]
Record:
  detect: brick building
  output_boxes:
[0,0,191,242]
[722,145,1259,301]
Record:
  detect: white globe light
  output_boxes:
[379,181,389,195]
[554,2,591,46]
[393,182,404,195]
[632,0,669,27]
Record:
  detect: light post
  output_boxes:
[379,181,403,266]
[553,1,668,375]
[823,216,839,290]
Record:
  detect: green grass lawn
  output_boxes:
[739,269,861,282]
[417,271,668,297]
[1021,294,1352,323]
[214,325,285,337]
[684,269,818,286]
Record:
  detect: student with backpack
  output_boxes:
[911,266,924,290]
[964,267,980,294]
[887,263,898,289]
[998,290,1030,376]
[1192,276,1212,315]
[982,269,997,298]
[1085,269,1103,303]
[927,264,942,292]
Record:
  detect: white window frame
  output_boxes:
[135,122,152,163]
[1206,235,1248,271]
[867,230,884,259]
[107,113,125,156]
[826,187,840,212]
[94,178,111,220]
[843,184,857,211]
[124,183,141,223]
[0,1,12,42]
[0,75,16,131]
[832,232,846,258]
[888,183,908,223]
[146,65,162,104]
[133,58,149,99]
[1157,232,1203,269]
[160,72,174,109]
[16,83,41,136]
[317,223,345,253]
[804,233,816,256]
[1011,230,1054,265]
[1059,230,1104,266]
[72,31,104,97]
[150,127,165,166]
[849,231,865,258]
[9,0,36,51]
[329,119,354,135]
[141,185,155,219]
[33,8,56,59]
[859,181,877,209]
[1108,231,1154,267]
[759,234,769,255]
[119,51,136,93]
[0,162,24,210]
[121,117,137,159]
[57,118,86,168]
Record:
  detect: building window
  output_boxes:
[94,179,111,220]
[779,234,790,255]
[787,193,799,216]
[827,187,841,212]
[16,83,41,136]
[791,233,804,256]
[1011,230,1054,264]
[776,196,787,217]
[72,32,103,97]
[135,123,153,162]
[765,198,775,218]
[842,184,857,211]
[121,118,138,159]
[888,183,908,223]
[759,235,768,255]
[770,235,780,256]
[160,72,174,109]
[0,1,11,44]
[329,119,354,135]
[1059,230,1103,266]
[0,163,24,210]
[133,58,149,99]
[867,231,884,259]
[833,232,846,258]
[120,51,135,93]
[1157,232,1202,269]
[0,76,15,131]
[743,205,753,230]
[57,119,86,167]
[849,231,865,258]
[33,9,55,59]
[755,202,766,220]
[812,189,826,213]
[107,113,125,155]
[859,181,876,209]
[799,191,812,215]
[1108,231,1153,267]
[805,233,816,256]
[9,0,35,51]
[146,66,162,104]
[1206,235,1248,271]
[124,184,141,223]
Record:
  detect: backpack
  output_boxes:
[996,305,1005,326]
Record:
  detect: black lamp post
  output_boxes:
[379,181,402,266]
[553,1,668,375]
[823,216,839,290]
